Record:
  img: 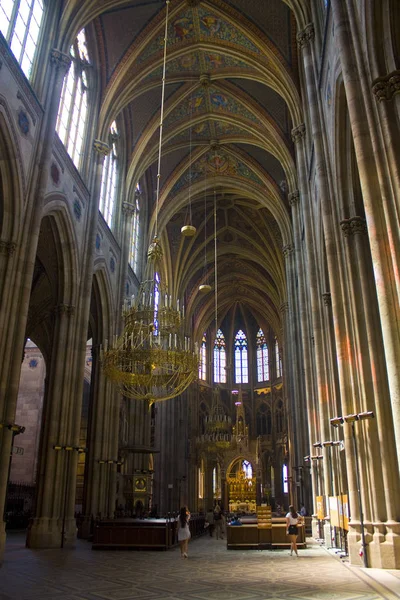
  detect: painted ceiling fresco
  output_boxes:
[90,0,300,333]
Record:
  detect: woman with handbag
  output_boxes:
[286,505,302,556]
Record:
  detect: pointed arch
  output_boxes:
[234,329,248,384]
[213,328,226,383]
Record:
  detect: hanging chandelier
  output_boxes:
[197,387,232,453]
[101,0,198,404]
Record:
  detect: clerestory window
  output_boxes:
[99,121,118,228]
[213,329,226,383]
[256,328,269,382]
[199,333,207,381]
[234,329,248,384]
[128,183,141,273]
[56,28,90,169]
[0,0,44,80]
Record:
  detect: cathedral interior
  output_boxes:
[0,0,399,573]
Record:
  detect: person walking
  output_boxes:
[177,506,191,558]
[205,508,215,536]
[286,505,302,556]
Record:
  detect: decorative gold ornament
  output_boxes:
[197,386,232,453]
[198,283,212,293]
[102,238,198,404]
[102,2,198,404]
[181,224,197,237]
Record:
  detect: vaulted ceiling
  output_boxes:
[62,0,305,339]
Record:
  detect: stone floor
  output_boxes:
[1,532,400,600]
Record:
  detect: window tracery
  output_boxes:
[0,0,44,79]
[199,333,207,380]
[99,121,118,228]
[275,337,282,378]
[129,183,141,273]
[256,328,269,382]
[213,329,226,383]
[56,29,90,169]
[234,329,248,384]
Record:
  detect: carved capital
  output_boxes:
[54,304,75,317]
[322,292,331,306]
[291,123,306,143]
[288,190,300,206]
[341,216,367,236]
[122,202,136,216]
[372,70,400,102]
[297,23,315,49]
[340,219,352,237]
[283,244,294,258]
[0,240,16,256]
[350,216,367,235]
[50,49,71,73]
[93,139,110,156]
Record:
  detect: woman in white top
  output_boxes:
[177,506,191,558]
[285,505,302,556]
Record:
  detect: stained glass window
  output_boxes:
[153,272,160,336]
[275,337,282,378]
[234,329,248,384]
[99,121,118,228]
[283,464,288,494]
[213,329,226,383]
[199,333,207,380]
[242,460,252,479]
[0,0,44,80]
[129,183,141,273]
[256,328,269,382]
[56,29,90,169]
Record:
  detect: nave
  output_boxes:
[1,531,399,600]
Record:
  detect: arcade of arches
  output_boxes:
[0,0,399,570]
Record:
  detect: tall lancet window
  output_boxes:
[234,329,248,384]
[199,333,207,380]
[242,460,252,479]
[256,328,269,382]
[129,183,141,273]
[275,337,282,377]
[213,329,226,383]
[56,28,90,169]
[0,0,44,79]
[99,121,118,228]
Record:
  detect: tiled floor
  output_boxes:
[1,532,399,600]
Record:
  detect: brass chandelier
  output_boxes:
[101,0,198,404]
[197,387,232,453]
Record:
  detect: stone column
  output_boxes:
[0,49,71,561]
[26,303,78,549]
[118,192,140,311]
[81,347,117,535]
[331,0,400,470]
[340,216,400,567]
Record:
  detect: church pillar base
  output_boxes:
[346,522,400,568]
[366,522,400,569]
[26,517,77,549]
[311,516,321,540]
[323,521,332,548]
